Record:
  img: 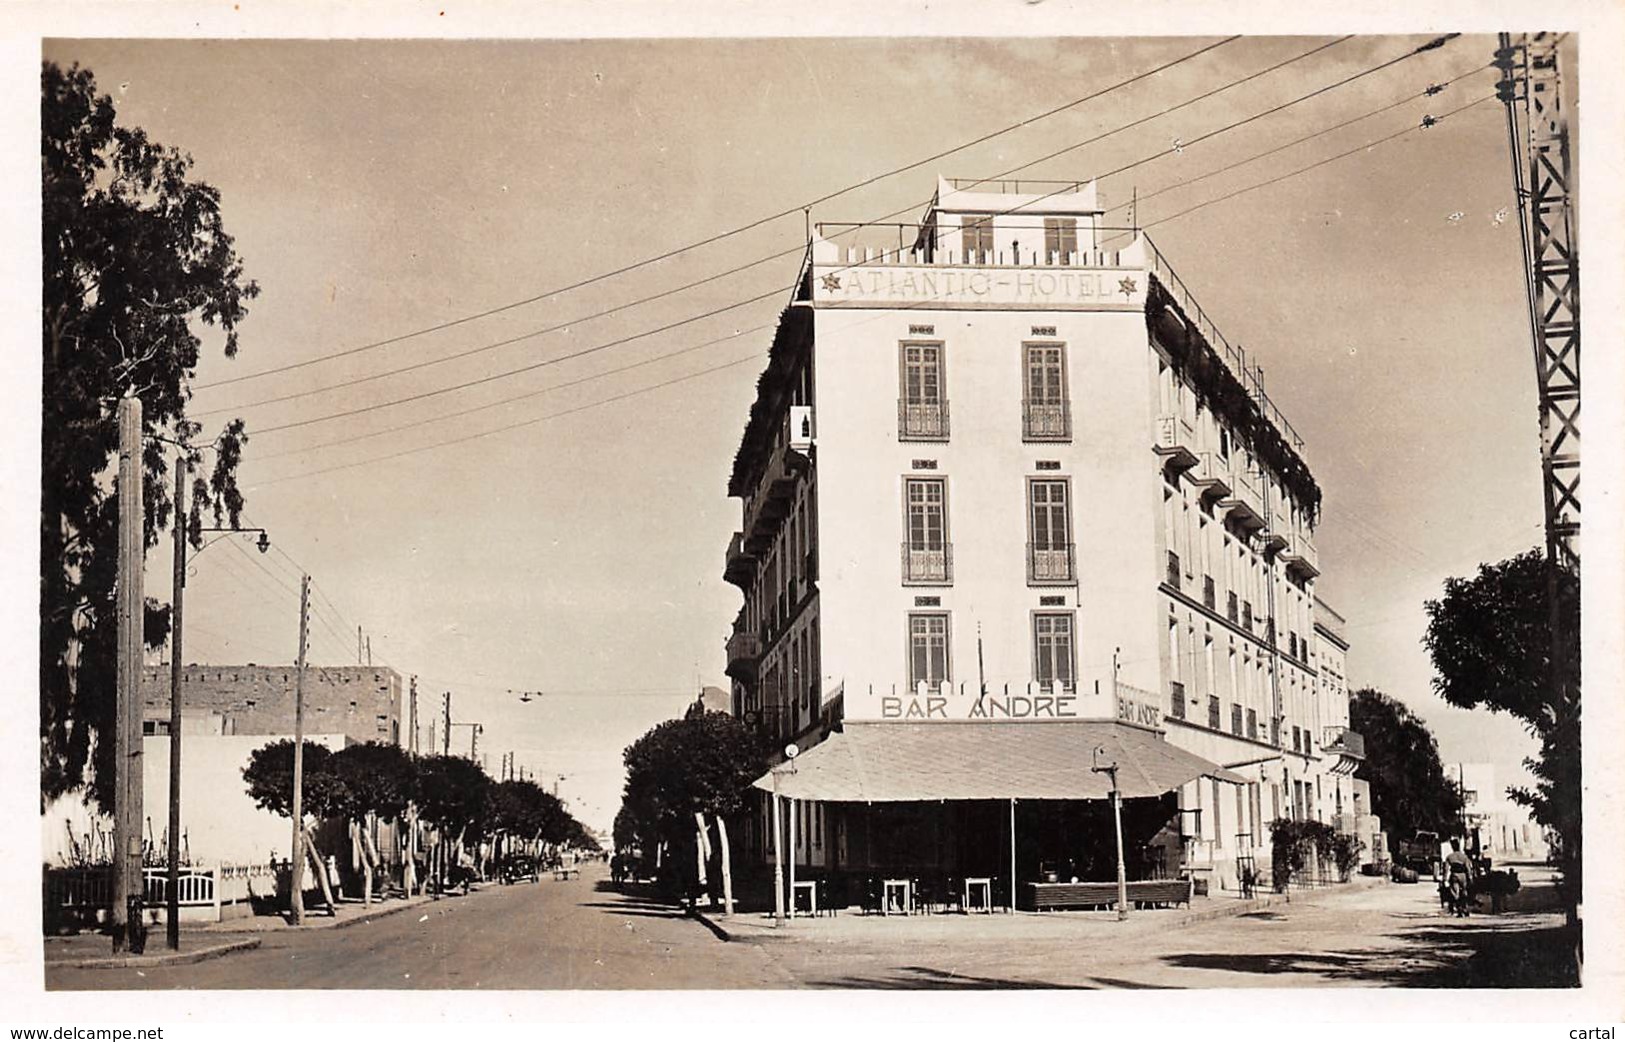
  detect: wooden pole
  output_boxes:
[113,395,145,954]
[166,453,187,950]
[1009,797,1017,913]
[1112,770,1129,921]
[290,574,310,924]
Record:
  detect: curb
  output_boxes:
[695,887,1344,944]
[200,882,510,933]
[47,937,261,970]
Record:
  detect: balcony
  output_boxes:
[1190,451,1233,501]
[725,627,762,681]
[723,532,755,589]
[1154,414,1199,473]
[901,542,953,584]
[1262,527,1290,554]
[899,399,950,441]
[1218,468,1265,532]
[1027,542,1075,584]
[1322,727,1365,776]
[1280,531,1320,579]
[742,442,808,553]
[1023,399,1072,441]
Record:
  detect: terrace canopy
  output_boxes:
[752,720,1246,802]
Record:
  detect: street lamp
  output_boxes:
[166,455,271,951]
[1092,745,1129,921]
[771,743,798,928]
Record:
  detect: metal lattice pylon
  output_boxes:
[1497,32,1580,572]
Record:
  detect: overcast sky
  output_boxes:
[33,31,1582,832]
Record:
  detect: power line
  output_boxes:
[246,351,764,487]
[1143,94,1494,229]
[191,37,1240,393]
[243,43,1476,486]
[249,48,1479,469]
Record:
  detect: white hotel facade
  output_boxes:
[722,178,1366,899]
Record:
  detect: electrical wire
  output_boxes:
[246,351,765,487]
[209,36,1462,446]
[248,50,1482,468]
[191,37,1240,393]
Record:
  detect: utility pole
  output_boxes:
[290,574,311,925]
[408,675,418,755]
[356,625,363,665]
[443,692,452,756]
[771,769,785,928]
[165,454,188,950]
[366,636,372,667]
[112,395,145,954]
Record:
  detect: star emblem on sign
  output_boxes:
[1118,276,1138,298]
[820,273,842,291]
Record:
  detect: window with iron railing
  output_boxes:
[1166,551,1181,590]
[1023,343,1070,440]
[1207,695,1221,730]
[1203,575,1216,611]
[902,477,951,583]
[1169,680,1186,720]
[899,342,949,440]
[1027,479,1074,583]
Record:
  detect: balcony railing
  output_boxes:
[1027,542,1075,583]
[725,628,763,680]
[1154,414,1199,472]
[898,399,950,440]
[1165,551,1181,590]
[1191,451,1233,500]
[901,542,953,584]
[1322,727,1366,759]
[1022,399,1071,441]
[1219,467,1266,532]
[1281,531,1321,579]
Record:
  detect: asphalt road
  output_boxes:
[48,862,1574,990]
[47,868,793,990]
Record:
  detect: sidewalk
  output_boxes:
[696,875,1384,945]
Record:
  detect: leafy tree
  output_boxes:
[415,755,493,839]
[1349,688,1464,842]
[41,61,259,810]
[1423,550,1580,894]
[241,740,343,822]
[622,709,768,910]
[328,742,419,825]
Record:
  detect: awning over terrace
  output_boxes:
[752,721,1247,803]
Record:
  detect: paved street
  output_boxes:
[47,868,794,990]
[48,862,1574,990]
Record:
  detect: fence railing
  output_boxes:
[901,542,953,584]
[43,862,280,925]
[898,400,950,440]
[1022,399,1071,441]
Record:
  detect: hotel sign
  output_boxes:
[812,264,1146,311]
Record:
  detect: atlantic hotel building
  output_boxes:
[722,177,1371,903]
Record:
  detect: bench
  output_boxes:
[1026,878,1193,912]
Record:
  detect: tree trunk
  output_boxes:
[303,827,337,915]
[694,813,712,910]
[716,814,735,916]
[361,818,384,903]
[352,821,373,907]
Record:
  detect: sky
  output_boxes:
[30,30,1582,835]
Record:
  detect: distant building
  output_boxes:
[721,176,1362,897]
[1445,762,1547,860]
[140,663,403,746]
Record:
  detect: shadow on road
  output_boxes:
[1161,917,1579,988]
[806,965,1092,990]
